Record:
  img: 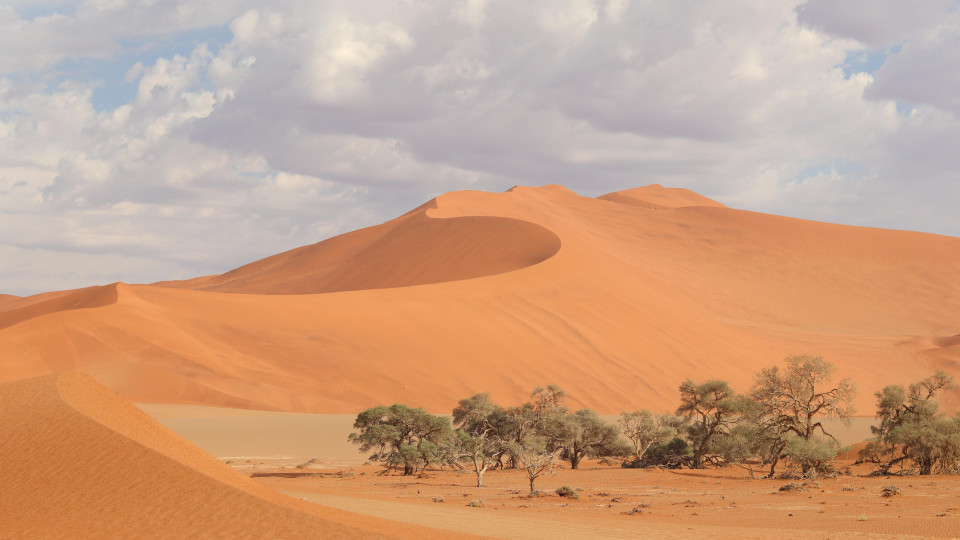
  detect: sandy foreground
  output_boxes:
[0,374,477,539]
[138,403,960,539]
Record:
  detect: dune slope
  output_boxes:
[159,204,560,294]
[0,184,958,414]
[0,372,471,539]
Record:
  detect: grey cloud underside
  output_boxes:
[0,0,959,295]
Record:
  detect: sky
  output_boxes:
[1,0,959,296]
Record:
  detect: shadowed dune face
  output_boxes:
[1,184,959,414]
[0,372,472,539]
[160,212,560,295]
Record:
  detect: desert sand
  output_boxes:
[3,184,960,538]
[259,464,960,539]
[0,372,479,539]
[1,184,958,414]
[131,403,959,539]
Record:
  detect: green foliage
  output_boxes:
[676,379,749,468]
[452,393,508,487]
[781,436,843,478]
[860,371,960,475]
[619,410,687,463]
[506,385,569,494]
[624,436,691,468]
[558,409,630,469]
[714,423,766,478]
[348,404,453,475]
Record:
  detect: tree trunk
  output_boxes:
[529,476,536,495]
[403,463,414,476]
[475,462,485,487]
[691,450,704,469]
[570,454,580,470]
[768,455,779,478]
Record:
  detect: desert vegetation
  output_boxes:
[858,371,960,475]
[348,356,960,490]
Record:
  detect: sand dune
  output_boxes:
[598,183,728,209]
[1,184,958,414]
[0,372,475,539]
[0,284,118,330]
[158,205,560,294]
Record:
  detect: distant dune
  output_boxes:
[1,184,958,413]
[0,372,471,539]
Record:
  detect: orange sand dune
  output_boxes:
[0,283,118,330]
[598,183,728,209]
[0,372,475,539]
[158,204,560,294]
[1,184,958,414]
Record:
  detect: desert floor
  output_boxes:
[140,404,960,539]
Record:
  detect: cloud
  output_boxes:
[0,0,959,295]
[796,0,955,48]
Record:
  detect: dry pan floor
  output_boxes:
[253,465,960,539]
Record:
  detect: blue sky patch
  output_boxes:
[789,159,864,184]
[842,44,902,79]
[11,1,78,21]
[45,25,233,111]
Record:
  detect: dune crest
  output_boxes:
[0,283,121,331]
[158,201,560,295]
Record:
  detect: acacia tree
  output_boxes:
[506,385,569,493]
[348,404,452,475]
[860,371,960,475]
[619,410,686,463]
[750,355,856,476]
[676,379,747,469]
[558,409,628,469]
[452,393,507,487]
[499,385,569,469]
[714,422,767,479]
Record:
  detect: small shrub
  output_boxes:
[881,485,902,497]
[858,514,867,521]
[555,486,579,499]
[779,483,805,492]
[468,499,485,508]
[296,458,320,469]
[432,497,445,503]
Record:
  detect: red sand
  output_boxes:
[1,184,958,413]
